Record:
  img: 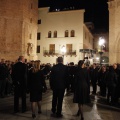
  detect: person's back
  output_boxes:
[12,56,27,113]
[90,64,98,94]
[106,66,118,104]
[106,69,117,87]
[50,57,68,118]
[12,62,27,87]
[29,69,46,92]
[50,63,68,90]
[73,60,90,120]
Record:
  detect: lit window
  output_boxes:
[49,44,55,54]
[66,44,72,53]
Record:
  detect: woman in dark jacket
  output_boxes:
[106,66,118,104]
[29,61,46,119]
[73,60,90,120]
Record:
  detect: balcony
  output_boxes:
[43,50,76,57]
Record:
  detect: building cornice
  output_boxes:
[49,9,85,14]
[108,0,120,9]
[38,7,85,14]
[108,1,115,9]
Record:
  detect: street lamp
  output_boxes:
[98,37,105,65]
[60,45,66,58]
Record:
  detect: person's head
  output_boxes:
[1,59,5,64]
[109,66,114,72]
[113,63,117,69]
[18,56,25,63]
[78,60,85,68]
[70,62,74,66]
[25,59,27,63]
[32,60,40,73]
[57,57,63,63]
[93,63,96,68]
[36,60,41,69]
[102,65,106,72]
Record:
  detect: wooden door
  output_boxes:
[66,44,72,54]
[49,44,55,54]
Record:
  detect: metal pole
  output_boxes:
[99,51,103,66]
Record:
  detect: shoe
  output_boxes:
[22,110,26,113]
[14,110,19,113]
[56,114,63,118]
[76,110,80,116]
[51,108,56,114]
[51,113,56,117]
[32,114,36,119]
[38,110,42,114]
[81,117,84,120]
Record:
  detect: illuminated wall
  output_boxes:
[0,0,38,61]
[37,7,94,64]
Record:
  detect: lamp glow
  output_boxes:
[61,45,66,54]
[98,37,105,46]
[96,57,99,60]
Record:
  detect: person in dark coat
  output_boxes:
[0,59,8,98]
[66,62,75,94]
[106,66,118,104]
[28,60,46,119]
[90,63,98,95]
[98,65,108,97]
[73,60,90,120]
[50,57,68,118]
[113,63,120,104]
[12,56,27,113]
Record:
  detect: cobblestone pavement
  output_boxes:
[0,81,120,120]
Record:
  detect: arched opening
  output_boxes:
[71,30,75,37]
[48,31,52,38]
[54,31,57,38]
[65,30,69,37]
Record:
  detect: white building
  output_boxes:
[37,7,95,64]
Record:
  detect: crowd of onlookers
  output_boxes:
[0,58,51,98]
[0,58,120,105]
[0,57,120,119]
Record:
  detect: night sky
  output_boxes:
[38,0,109,32]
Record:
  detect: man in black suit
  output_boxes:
[12,56,27,113]
[50,57,68,118]
[90,63,98,95]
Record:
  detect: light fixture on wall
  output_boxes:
[98,37,105,65]
[60,45,66,58]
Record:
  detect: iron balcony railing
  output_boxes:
[43,50,76,56]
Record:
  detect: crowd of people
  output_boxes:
[0,56,120,120]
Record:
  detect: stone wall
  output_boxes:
[0,0,38,62]
[108,0,120,64]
